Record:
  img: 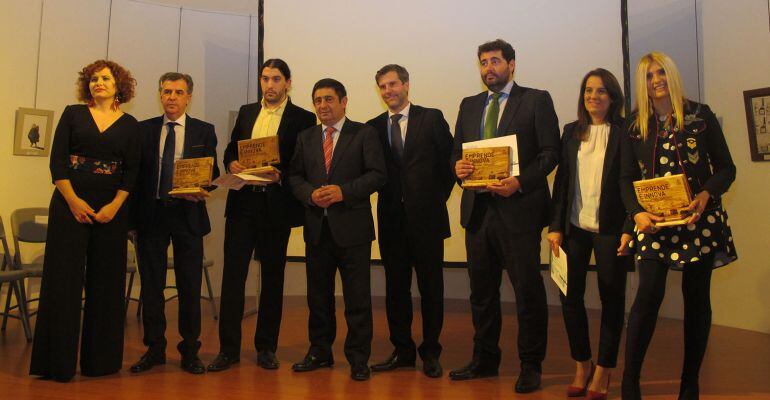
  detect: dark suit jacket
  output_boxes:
[366,104,454,244]
[135,115,220,236]
[451,83,561,233]
[619,100,736,216]
[222,99,317,228]
[288,118,387,247]
[549,121,633,236]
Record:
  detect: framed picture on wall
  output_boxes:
[743,87,770,161]
[13,107,54,157]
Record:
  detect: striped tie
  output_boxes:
[323,126,335,174]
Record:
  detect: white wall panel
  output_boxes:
[0,0,47,240]
[628,0,701,102]
[108,0,181,119]
[247,15,260,104]
[36,0,111,112]
[177,8,254,293]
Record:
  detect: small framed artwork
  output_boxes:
[14,107,54,157]
[743,87,770,162]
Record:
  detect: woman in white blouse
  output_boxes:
[547,68,634,400]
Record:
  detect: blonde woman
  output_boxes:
[619,52,737,400]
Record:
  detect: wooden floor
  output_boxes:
[1,296,769,399]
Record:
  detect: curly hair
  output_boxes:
[77,59,136,104]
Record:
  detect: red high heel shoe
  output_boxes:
[567,362,595,397]
[587,372,612,400]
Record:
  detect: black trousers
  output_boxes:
[560,224,628,368]
[465,197,548,368]
[379,205,444,361]
[305,220,373,366]
[218,191,291,356]
[30,190,128,381]
[622,257,713,392]
[136,200,203,357]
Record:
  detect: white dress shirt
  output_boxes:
[387,102,410,146]
[571,123,610,232]
[481,79,514,135]
[157,113,187,198]
[321,116,346,154]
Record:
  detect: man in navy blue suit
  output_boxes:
[131,72,219,375]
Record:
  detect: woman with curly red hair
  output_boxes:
[30,60,140,382]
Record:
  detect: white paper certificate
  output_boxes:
[461,134,519,176]
[211,173,271,190]
[550,246,568,296]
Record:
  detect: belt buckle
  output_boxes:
[250,185,268,193]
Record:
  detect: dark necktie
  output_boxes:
[483,92,501,139]
[323,126,335,175]
[390,113,404,164]
[159,122,177,199]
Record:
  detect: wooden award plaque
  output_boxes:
[461,146,511,188]
[633,174,694,226]
[238,136,280,174]
[168,157,214,195]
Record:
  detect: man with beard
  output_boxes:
[450,39,560,393]
[207,59,316,372]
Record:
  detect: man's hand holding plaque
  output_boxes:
[237,136,281,177]
[460,146,511,189]
[173,189,210,202]
[168,157,214,197]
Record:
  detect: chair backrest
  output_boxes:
[11,208,49,267]
[11,208,49,243]
[0,216,12,270]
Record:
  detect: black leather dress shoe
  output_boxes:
[350,364,371,381]
[370,352,416,372]
[515,366,542,393]
[257,350,280,370]
[206,353,240,372]
[129,351,166,373]
[448,360,498,381]
[181,356,206,375]
[422,358,443,378]
[292,353,334,372]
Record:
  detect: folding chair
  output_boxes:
[0,215,33,341]
[9,208,47,316]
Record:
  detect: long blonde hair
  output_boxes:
[632,52,686,140]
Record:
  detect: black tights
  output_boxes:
[622,258,713,400]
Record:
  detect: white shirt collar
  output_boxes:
[388,102,411,119]
[163,113,187,127]
[322,116,346,133]
[487,79,514,98]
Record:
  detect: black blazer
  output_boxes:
[549,121,633,236]
[619,101,736,216]
[288,118,387,247]
[451,83,561,232]
[366,104,454,244]
[222,99,316,228]
[135,115,220,236]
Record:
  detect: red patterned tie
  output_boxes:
[323,126,335,174]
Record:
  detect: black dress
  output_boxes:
[625,102,737,269]
[30,104,140,382]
